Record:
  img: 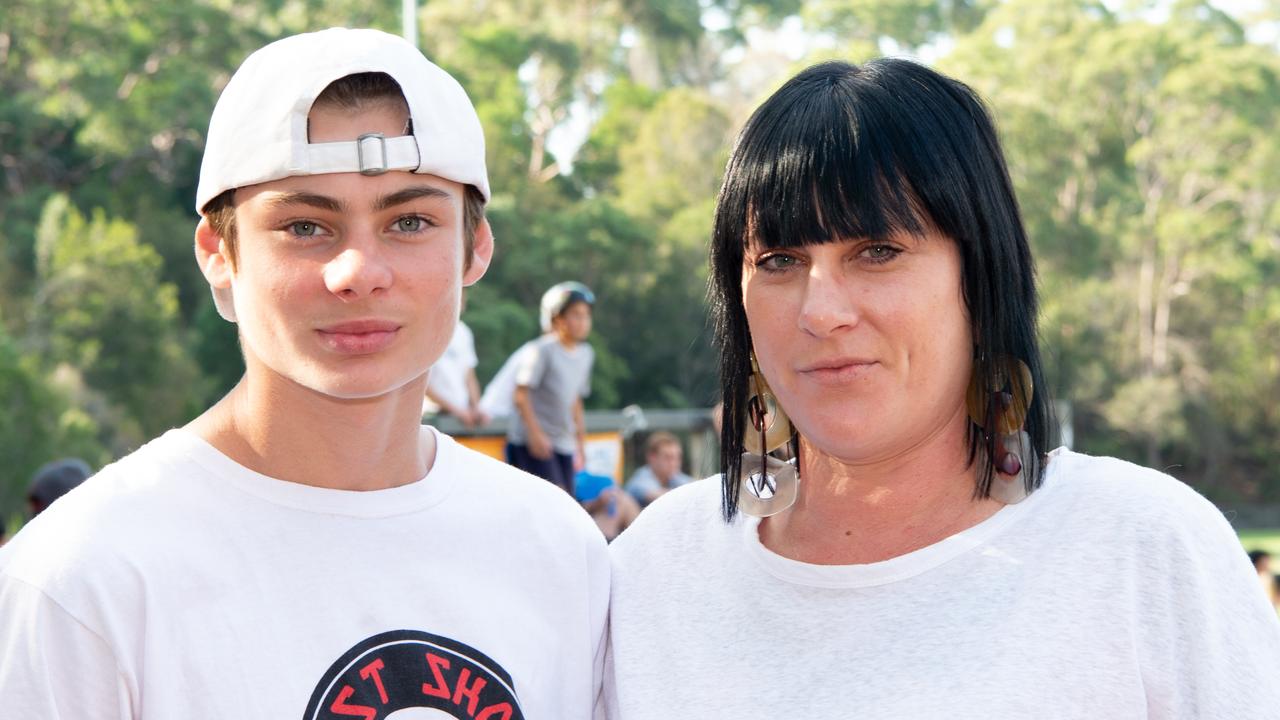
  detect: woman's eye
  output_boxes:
[758,254,798,272]
[862,244,901,263]
[396,216,424,232]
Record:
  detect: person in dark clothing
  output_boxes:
[26,458,92,517]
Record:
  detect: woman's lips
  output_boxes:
[798,359,879,384]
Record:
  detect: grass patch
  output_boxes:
[1239,529,1280,556]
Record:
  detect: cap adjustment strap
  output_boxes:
[305,134,420,175]
[357,133,388,175]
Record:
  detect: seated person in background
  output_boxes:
[27,458,93,518]
[624,431,694,507]
[575,470,640,542]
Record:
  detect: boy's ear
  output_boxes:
[463,217,494,287]
[194,217,238,323]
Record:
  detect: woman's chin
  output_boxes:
[796,424,879,462]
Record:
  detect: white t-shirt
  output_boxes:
[0,427,609,719]
[603,448,1280,719]
[426,321,479,413]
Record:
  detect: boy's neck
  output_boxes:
[554,329,579,349]
[186,371,434,492]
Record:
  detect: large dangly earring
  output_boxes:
[966,357,1036,504]
[738,354,798,517]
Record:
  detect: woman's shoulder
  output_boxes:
[1049,447,1196,493]
[1043,448,1234,538]
[609,476,727,561]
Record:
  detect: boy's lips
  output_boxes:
[320,320,401,334]
[316,320,402,354]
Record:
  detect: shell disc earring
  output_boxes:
[966,357,1036,504]
[738,354,798,517]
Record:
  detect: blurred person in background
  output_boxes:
[1250,550,1277,609]
[577,469,640,542]
[624,432,694,508]
[603,59,1280,718]
[505,281,595,495]
[26,457,93,518]
[424,290,488,428]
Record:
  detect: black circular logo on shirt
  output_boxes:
[304,630,525,720]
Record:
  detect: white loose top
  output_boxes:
[603,448,1280,719]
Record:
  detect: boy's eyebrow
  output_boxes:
[262,191,344,213]
[375,186,452,212]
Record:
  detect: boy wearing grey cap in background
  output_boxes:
[506,282,596,495]
[0,28,607,719]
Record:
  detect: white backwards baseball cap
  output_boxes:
[195,27,489,214]
[540,281,595,332]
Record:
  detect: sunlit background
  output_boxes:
[2,0,1279,545]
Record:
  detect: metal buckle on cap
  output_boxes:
[356,133,389,176]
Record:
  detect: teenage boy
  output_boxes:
[506,282,595,495]
[0,29,608,719]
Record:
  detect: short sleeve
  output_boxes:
[579,346,594,398]
[459,324,478,369]
[0,573,133,719]
[513,340,547,388]
[1134,487,1280,718]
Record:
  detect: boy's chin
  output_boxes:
[297,371,427,404]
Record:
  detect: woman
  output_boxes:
[603,60,1280,718]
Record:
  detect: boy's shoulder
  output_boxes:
[530,333,592,358]
[434,432,604,542]
[0,431,203,599]
[6,430,203,544]
[531,333,562,356]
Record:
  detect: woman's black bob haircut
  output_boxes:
[711,58,1052,522]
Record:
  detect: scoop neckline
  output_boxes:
[742,448,1071,588]
[166,425,457,518]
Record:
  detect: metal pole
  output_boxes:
[402,0,418,49]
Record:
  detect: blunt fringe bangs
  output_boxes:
[711,59,1053,522]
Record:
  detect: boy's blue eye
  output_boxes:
[397,217,423,232]
[291,222,319,236]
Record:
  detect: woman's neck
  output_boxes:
[758,414,1002,565]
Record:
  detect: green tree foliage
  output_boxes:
[31,195,204,449]
[2,0,1279,517]
[945,0,1280,497]
[0,326,108,517]
[803,0,988,49]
